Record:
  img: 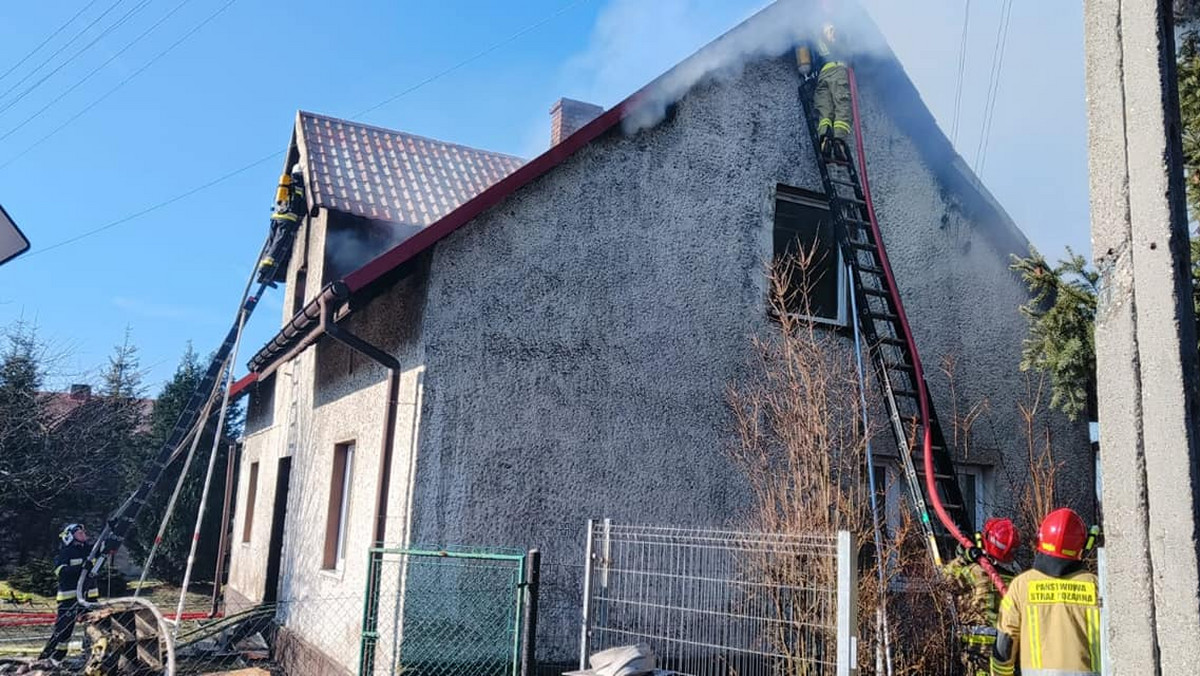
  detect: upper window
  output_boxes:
[246,373,276,432]
[772,185,846,325]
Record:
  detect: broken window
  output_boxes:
[323,442,355,570]
[772,184,846,325]
[242,462,259,544]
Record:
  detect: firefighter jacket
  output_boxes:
[944,554,1014,627]
[53,541,99,603]
[991,563,1101,676]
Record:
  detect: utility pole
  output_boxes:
[1085,0,1200,673]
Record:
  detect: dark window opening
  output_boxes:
[246,373,276,432]
[772,185,845,324]
[292,266,308,317]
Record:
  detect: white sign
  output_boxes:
[0,204,29,266]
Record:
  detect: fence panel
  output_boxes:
[360,547,527,676]
[581,522,857,676]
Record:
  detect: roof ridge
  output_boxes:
[297,109,526,163]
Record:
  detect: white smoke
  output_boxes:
[562,0,893,134]
[323,221,421,280]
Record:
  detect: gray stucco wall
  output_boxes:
[407,51,1092,560]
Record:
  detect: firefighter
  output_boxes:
[38,523,99,662]
[991,508,1102,676]
[944,517,1021,676]
[798,22,853,160]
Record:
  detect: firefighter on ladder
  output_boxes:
[991,508,1103,676]
[796,21,853,161]
[944,517,1021,676]
[39,523,100,662]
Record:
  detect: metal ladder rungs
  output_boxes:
[861,287,891,298]
[866,311,900,322]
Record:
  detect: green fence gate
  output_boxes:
[359,547,529,676]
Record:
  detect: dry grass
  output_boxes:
[726,259,958,675]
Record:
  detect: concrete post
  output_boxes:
[1085,0,1200,672]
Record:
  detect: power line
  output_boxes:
[972,0,1013,177]
[0,0,153,119]
[15,152,281,260]
[0,0,103,86]
[950,0,970,145]
[0,0,201,145]
[9,0,590,260]
[8,0,594,260]
[0,0,130,110]
[355,0,593,120]
[0,0,240,170]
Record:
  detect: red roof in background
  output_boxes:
[298,111,526,226]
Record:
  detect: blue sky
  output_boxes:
[0,0,1088,392]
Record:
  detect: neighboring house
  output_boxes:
[42,384,155,432]
[224,1,1093,672]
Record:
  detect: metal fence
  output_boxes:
[580,522,858,676]
[359,546,532,676]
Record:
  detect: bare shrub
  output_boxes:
[727,255,956,675]
[1012,373,1062,548]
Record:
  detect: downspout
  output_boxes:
[322,309,401,547]
[316,285,402,676]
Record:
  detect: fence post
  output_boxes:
[520,549,541,676]
[359,547,381,676]
[837,530,859,676]
[580,519,595,670]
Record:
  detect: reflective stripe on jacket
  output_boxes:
[53,541,99,602]
[993,568,1101,675]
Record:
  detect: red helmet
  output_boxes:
[1037,508,1088,560]
[980,518,1020,563]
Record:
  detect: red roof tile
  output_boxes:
[297,111,526,226]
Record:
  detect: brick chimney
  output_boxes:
[550,98,603,146]
[69,384,91,401]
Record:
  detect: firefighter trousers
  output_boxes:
[39,600,80,661]
[814,63,852,140]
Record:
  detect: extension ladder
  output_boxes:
[798,79,973,564]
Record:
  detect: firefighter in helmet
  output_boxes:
[944,517,1021,676]
[991,508,1102,676]
[38,523,100,662]
[796,21,853,160]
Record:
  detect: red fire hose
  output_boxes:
[846,66,1008,597]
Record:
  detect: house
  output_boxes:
[223,1,1093,672]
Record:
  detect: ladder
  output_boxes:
[798,80,973,564]
[85,168,307,574]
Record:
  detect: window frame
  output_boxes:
[771,184,848,327]
[241,461,259,544]
[322,441,355,571]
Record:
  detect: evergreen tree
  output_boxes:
[0,323,51,565]
[126,345,235,585]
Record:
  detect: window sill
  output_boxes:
[768,308,849,329]
[318,566,346,582]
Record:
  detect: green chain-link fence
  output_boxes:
[359,547,529,676]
